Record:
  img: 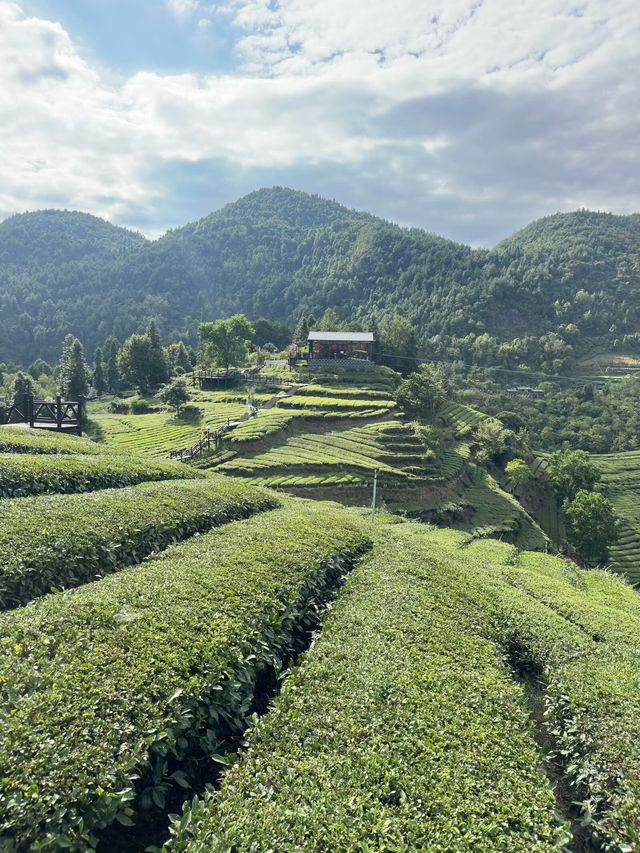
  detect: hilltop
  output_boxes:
[0,189,638,365]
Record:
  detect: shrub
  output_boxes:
[167,526,563,851]
[109,399,130,414]
[129,397,154,414]
[175,404,202,422]
[0,453,202,499]
[0,504,370,849]
[0,427,108,456]
[0,477,279,609]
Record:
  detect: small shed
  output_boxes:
[307,331,374,364]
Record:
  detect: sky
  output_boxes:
[1,0,638,245]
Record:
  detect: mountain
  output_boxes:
[0,189,639,368]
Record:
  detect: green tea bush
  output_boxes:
[0,503,370,850]
[0,427,108,456]
[0,478,279,608]
[168,526,564,851]
[0,453,202,499]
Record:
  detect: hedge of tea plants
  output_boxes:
[168,525,565,852]
[0,427,109,456]
[0,502,370,850]
[171,525,640,852]
[0,452,202,498]
[0,477,279,609]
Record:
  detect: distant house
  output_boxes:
[506,386,545,398]
[288,330,375,370]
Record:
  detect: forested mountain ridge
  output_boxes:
[0,188,638,367]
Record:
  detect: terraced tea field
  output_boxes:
[593,450,640,583]
[3,421,640,850]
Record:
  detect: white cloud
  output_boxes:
[0,0,638,243]
[166,0,199,19]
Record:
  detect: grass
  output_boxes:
[0,477,279,609]
[0,501,370,850]
[0,452,201,499]
[169,523,640,852]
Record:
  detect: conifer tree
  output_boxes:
[102,337,120,394]
[93,347,106,396]
[58,335,90,399]
[147,320,169,386]
[11,372,34,412]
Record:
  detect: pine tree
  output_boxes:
[11,372,34,413]
[147,320,169,386]
[293,314,310,343]
[103,337,120,393]
[93,347,106,396]
[58,335,90,399]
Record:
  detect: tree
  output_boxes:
[147,320,169,386]
[165,341,192,374]
[505,458,532,492]
[58,335,90,399]
[11,372,34,412]
[253,318,291,350]
[199,314,255,374]
[475,420,514,464]
[28,359,52,380]
[378,315,418,374]
[396,365,447,419]
[293,314,310,344]
[103,337,120,394]
[547,450,600,500]
[564,490,617,564]
[315,308,342,331]
[160,377,190,415]
[93,347,106,396]
[118,334,154,394]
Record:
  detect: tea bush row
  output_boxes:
[0,452,201,499]
[0,427,108,456]
[0,502,370,850]
[0,477,279,609]
[168,525,565,852]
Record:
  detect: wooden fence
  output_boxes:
[0,396,84,435]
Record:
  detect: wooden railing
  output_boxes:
[0,396,84,435]
[170,422,230,462]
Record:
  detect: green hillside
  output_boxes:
[3,421,640,851]
[1,189,639,366]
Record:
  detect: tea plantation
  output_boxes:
[2,369,640,851]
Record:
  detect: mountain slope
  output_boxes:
[0,189,638,366]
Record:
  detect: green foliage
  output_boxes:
[117,333,154,394]
[564,490,618,564]
[58,334,90,400]
[146,320,170,385]
[0,426,108,455]
[0,477,278,609]
[93,347,106,395]
[506,458,532,491]
[474,419,514,463]
[546,449,600,500]
[160,377,190,415]
[378,314,418,374]
[0,503,369,849]
[10,372,33,411]
[0,452,201,499]
[2,193,637,369]
[102,336,120,394]
[199,314,255,373]
[252,318,291,349]
[165,341,193,374]
[167,527,569,851]
[396,364,447,418]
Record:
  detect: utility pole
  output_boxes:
[371,469,378,521]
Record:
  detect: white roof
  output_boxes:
[308,330,374,342]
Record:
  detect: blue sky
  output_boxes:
[1,0,638,245]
